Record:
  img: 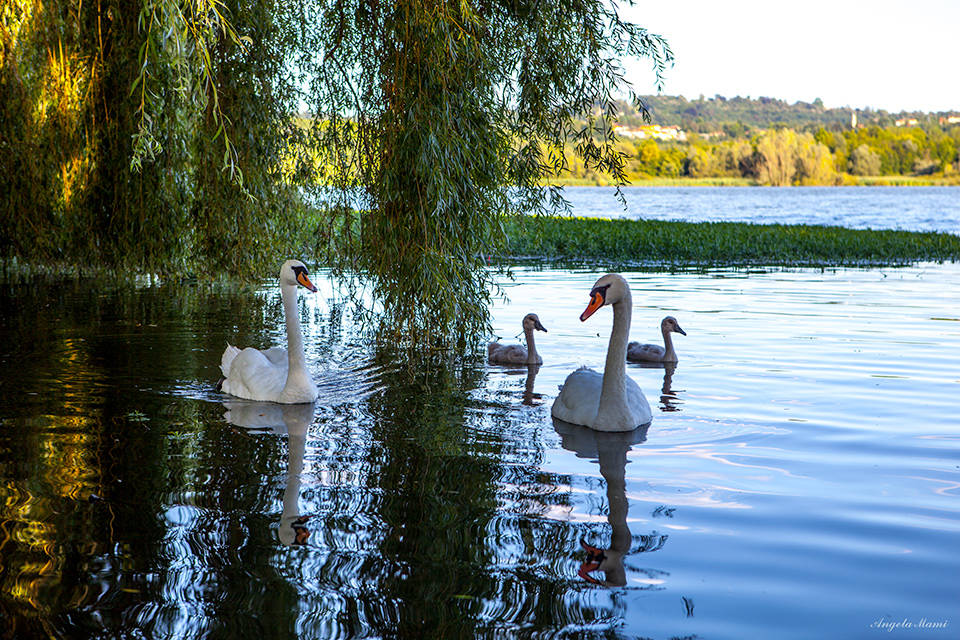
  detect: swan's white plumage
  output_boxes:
[221,347,291,401]
[220,344,242,377]
[219,259,319,404]
[551,274,652,432]
[552,366,650,428]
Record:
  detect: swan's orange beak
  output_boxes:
[580,291,604,321]
[296,271,318,292]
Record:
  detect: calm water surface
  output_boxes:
[562,186,960,233]
[2,261,958,638]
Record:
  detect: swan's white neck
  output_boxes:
[661,325,677,361]
[281,283,307,380]
[596,291,632,425]
[523,325,540,364]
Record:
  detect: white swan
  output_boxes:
[627,316,686,363]
[218,259,319,403]
[551,274,652,432]
[488,313,547,365]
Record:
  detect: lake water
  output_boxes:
[561,186,960,234]
[2,189,959,638]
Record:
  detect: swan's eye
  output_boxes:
[290,264,317,292]
[589,284,610,303]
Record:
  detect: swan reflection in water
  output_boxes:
[222,401,315,546]
[554,417,652,587]
[631,362,683,413]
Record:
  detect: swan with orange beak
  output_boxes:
[551,274,652,431]
[219,259,319,403]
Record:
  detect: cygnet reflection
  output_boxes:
[658,362,682,412]
[223,401,315,546]
[522,364,543,406]
[631,361,683,412]
[554,417,649,587]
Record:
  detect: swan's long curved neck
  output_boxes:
[600,293,632,408]
[524,326,540,364]
[281,283,307,375]
[661,326,677,361]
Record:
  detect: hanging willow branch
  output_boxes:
[130,0,249,183]
[295,0,673,350]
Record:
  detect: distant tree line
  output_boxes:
[561,123,960,185]
[629,95,957,133]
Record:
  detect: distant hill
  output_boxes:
[618,95,957,134]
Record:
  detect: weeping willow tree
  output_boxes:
[3,0,670,347]
[0,0,308,275]
[298,0,671,348]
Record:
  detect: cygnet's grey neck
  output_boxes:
[524,325,540,364]
[661,325,677,361]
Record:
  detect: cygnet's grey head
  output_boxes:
[523,313,547,333]
[662,316,686,336]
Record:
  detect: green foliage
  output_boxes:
[1,0,310,277]
[849,144,882,177]
[552,120,960,185]
[627,94,955,133]
[556,97,960,185]
[296,0,672,349]
[3,0,673,348]
[502,216,960,267]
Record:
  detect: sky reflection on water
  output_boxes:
[1,262,959,638]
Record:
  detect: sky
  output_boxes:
[620,0,960,113]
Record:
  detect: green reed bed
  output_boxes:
[501,216,960,267]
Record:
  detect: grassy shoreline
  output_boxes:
[549,175,960,187]
[6,215,959,279]
[500,216,960,268]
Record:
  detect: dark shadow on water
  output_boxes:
[522,364,543,406]
[0,274,691,639]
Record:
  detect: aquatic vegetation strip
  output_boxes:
[501,216,960,266]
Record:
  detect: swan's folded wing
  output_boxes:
[627,342,664,362]
[489,344,528,365]
[551,367,602,427]
[221,347,288,401]
[263,347,287,366]
[220,344,242,377]
[625,375,653,425]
